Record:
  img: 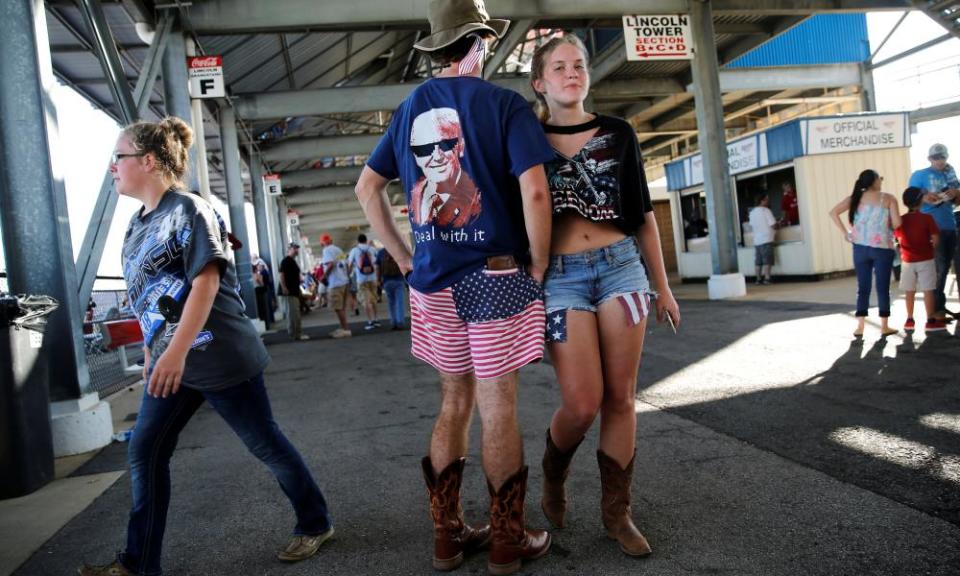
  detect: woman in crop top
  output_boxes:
[829,169,902,337]
[529,34,680,558]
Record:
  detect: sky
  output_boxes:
[0,10,958,281]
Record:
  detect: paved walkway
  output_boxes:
[5,276,960,575]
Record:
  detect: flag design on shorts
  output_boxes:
[546,309,567,343]
[618,292,649,326]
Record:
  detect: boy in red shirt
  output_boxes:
[895,187,944,331]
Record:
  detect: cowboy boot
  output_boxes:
[597,450,652,557]
[422,457,492,571]
[541,429,583,528]
[487,466,551,575]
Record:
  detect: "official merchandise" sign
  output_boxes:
[803,114,907,155]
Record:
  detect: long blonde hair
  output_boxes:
[530,34,590,123]
[122,116,194,189]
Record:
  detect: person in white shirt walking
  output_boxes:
[320,233,352,338]
[749,192,780,285]
[348,234,381,331]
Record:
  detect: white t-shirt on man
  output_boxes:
[321,244,350,288]
[749,206,777,246]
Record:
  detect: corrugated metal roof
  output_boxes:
[728,14,869,68]
[42,2,875,231]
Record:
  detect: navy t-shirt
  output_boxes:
[366,76,554,293]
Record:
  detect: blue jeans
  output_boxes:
[933,228,959,313]
[382,278,407,327]
[119,374,331,576]
[853,244,895,317]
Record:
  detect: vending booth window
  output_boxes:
[735,166,802,246]
[680,189,709,253]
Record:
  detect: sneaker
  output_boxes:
[932,312,954,324]
[904,318,915,331]
[754,279,762,286]
[296,334,311,341]
[373,320,382,327]
[925,319,948,331]
[78,561,134,576]
[761,278,772,285]
[364,322,376,331]
[277,527,335,562]
[330,328,352,339]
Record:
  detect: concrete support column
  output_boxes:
[0,0,111,456]
[858,62,877,112]
[218,103,259,318]
[275,196,291,321]
[162,25,201,192]
[185,37,212,200]
[690,0,745,299]
[249,149,274,269]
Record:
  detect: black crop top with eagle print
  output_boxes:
[542,114,653,235]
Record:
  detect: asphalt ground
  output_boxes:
[12,297,960,576]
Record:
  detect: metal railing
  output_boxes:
[84,290,143,397]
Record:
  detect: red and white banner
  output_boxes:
[187,55,225,98]
[623,15,694,61]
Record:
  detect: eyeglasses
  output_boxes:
[111,152,145,164]
[411,138,459,158]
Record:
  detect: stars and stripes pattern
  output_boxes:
[458,34,486,76]
[546,309,567,343]
[618,292,650,326]
[451,268,542,323]
[409,269,546,380]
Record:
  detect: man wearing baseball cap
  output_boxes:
[319,233,352,338]
[355,0,554,573]
[279,242,309,340]
[908,143,960,321]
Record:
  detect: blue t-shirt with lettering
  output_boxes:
[366,76,553,293]
[909,165,959,231]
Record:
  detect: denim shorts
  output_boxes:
[543,236,651,315]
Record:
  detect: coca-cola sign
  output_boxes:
[187,55,224,98]
[188,56,222,68]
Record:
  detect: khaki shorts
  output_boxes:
[900,259,936,292]
[357,281,378,305]
[328,285,347,310]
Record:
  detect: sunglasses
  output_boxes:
[930,155,946,161]
[112,152,145,164]
[411,138,459,158]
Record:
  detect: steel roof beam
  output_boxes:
[683,63,862,93]
[186,1,910,33]
[262,134,382,162]
[483,19,534,80]
[280,166,364,188]
[236,78,532,120]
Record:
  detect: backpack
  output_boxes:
[358,248,375,275]
[380,249,402,278]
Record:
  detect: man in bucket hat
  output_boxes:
[909,143,960,321]
[355,0,554,573]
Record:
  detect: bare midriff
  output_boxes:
[551,211,627,255]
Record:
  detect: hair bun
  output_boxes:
[159,116,194,149]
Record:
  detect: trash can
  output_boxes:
[0,294,58,499]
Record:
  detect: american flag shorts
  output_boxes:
[409,267,546,380]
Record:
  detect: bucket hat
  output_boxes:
[413,0,509,53]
